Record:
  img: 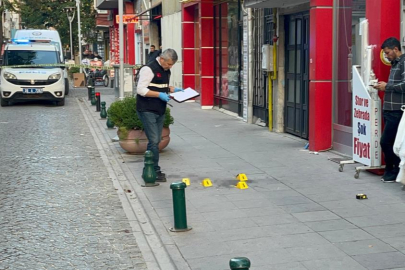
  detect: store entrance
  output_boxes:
[285,12,310,139]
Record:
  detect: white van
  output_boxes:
[0,41,66,106]
[14,29,69,95]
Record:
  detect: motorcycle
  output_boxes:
[82,58,108,87]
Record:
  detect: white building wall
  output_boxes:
[161,12,182,88]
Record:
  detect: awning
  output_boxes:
[96,0,118,10]
[136,3,162,20]
[244,0,309,8]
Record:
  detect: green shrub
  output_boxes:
[68,66,80,75]
[107,97,174,132]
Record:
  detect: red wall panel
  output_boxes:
[308,3,333,151]
[310,0,333,6]
[309,82,333,150]
[367,0,400,101]
[201,77,214,105]
[183,49,195,74]
[309,8,333,81]
[127,23,135,65]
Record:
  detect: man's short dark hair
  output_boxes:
[150,45,155,49]
[381,37,401,51]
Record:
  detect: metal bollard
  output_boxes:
[87,74,93,87]
[169,182,192,232]
[141,150,159,187]
[100,102,107,119]
[106,117,115,129]
[230,257,251,270]
[91,89,96,106]
[95,92,101,112]
[87,86,94,101]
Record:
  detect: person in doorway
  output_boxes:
[374,37,405,182]
[82,49,90,59]
[148,45,160,62]
[136,49,183,182]
[88,50,95,59]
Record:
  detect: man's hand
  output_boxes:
[374,82,387,91]
[169,86,184,93]
[174,87,184,93]
[158,92,171,102]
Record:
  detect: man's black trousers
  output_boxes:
[381,110,404,171]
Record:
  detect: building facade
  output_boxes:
[96,0,402,157]
[243,0,400,155]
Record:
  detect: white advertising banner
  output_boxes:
[242,15,248,122]
[352,66,381,166]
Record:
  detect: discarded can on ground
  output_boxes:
[356,194,368,199]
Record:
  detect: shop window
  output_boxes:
[214,2,241,102]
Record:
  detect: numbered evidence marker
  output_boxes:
[201,178,212,187]
[182,178,190,186]
[236,181,249,189]
[236,174,248,181]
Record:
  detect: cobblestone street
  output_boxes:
[0,88,147,270]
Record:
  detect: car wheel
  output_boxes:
[56,98,65,106]
[103,75,109,87]
[0,98,9,107]
[64,78,70,95]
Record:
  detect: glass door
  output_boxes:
[285,12,309,139]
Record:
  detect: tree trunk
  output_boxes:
[0,2,4,47]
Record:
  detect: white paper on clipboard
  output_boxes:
[169,87,199,102]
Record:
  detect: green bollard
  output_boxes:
[230,257,251,270]
[91,89,96,105]
[100,102,107,119]
[169,182,192,232]
[87,75,94,87]
[141,150,159,187]
[106,117,115,129]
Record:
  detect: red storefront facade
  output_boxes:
[235,0,401,154]
[96,2,138,67]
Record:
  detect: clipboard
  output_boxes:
[169,87,199,103]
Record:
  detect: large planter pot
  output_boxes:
[118,127,170,154]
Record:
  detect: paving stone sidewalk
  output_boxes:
[83,87,405,270]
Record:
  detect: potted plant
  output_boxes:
[107,97,174,154]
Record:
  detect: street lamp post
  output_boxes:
[76,0,83,72]
[118,0,124,99]
[64,7,75,61]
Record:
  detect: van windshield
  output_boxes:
[5,50,60,66]
[50,41,62,57]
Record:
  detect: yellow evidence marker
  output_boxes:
[236,174,248,181]
[201,178,213,187]
[236,181,249,189]
[182,178,190,186]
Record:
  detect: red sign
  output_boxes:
[109,26,120,77]
[115,15,139,24]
